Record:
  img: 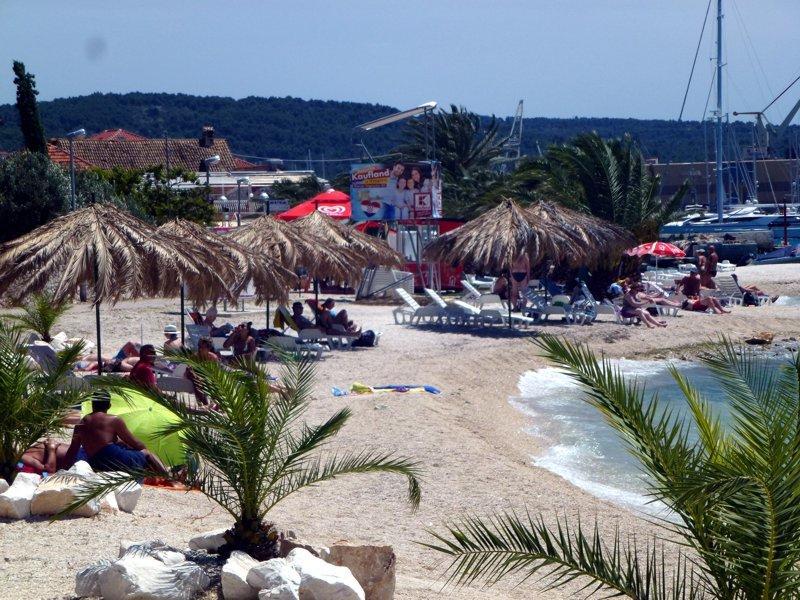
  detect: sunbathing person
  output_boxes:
[63,391,168,475]
[621,284,667,328]
[128,344,159,389]
[163,324,183,353]
[223,322,257,359]
[731,274,773,300]
[636,282,682,308]
[291,301,316,330]
[680,296,730,314]
[318,299,360,334]
[81,341,140,373]
[20,439,71,474]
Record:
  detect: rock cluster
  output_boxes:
[76,540,210,600]
[0,461,141,520]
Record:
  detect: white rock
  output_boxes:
[326,544,396,600]
[222,550,259,600]
[246,557,301,591]
[30,471,99,517]
[98,553,210,600]
[188,527,228,552]
[68,460,94,477]
[0,479,8,495]
[74,559,113,597]
[0,472,41,519]
[118,540,185,565]
[287,548,365,600]
[114,480,142,513]
[258,584,300,600]
[100,490,119,513]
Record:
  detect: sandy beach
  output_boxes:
[2,263,799,600]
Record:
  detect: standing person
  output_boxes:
[696,249,710,287]
[509,254,531,311]
[706,245,719,289]
[129,344,158,390]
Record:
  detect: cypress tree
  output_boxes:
[12,61,47,154]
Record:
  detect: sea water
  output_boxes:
[510,358,784,515]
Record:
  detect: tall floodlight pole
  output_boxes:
[715,0,725,222]
[203,154,221,203]
[66,128,86,211]
[236,177,250,227]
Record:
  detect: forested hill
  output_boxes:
[0,92,796,165]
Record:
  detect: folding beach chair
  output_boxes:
[392,288,446,325]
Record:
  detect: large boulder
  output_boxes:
[75,559,113,597]
[188,527,229,552]
[246,557,301,593]
[287,548,364,600]
[30,471,99,517]
[96,470,143,513]
[97,552,210,600]
[118,539,186,566]
[0,478,8,495]
[258,585,299,600]
[222,550,259,599]
[325,545,396,600]
[0,472,41,519]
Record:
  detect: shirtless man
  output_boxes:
[63,391,167,475]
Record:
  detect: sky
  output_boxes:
[2,0,800,122]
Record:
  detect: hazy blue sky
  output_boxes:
[2,1,800,121]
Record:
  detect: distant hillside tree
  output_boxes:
[0,151,70,242]
[12,61,46,154]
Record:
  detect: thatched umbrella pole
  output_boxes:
[92,251,103,373]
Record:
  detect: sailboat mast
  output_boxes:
[715,0,725,222]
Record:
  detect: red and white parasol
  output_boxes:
[626,241,686,258]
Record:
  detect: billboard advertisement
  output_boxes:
[350,161,442,221]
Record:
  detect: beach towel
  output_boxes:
[332,382,441,397]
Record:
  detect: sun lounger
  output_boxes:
[185,324,211,350]
[267,335,324,360]
[465,274,496,291]
[441,291,534,328]
[713,274,771,306]
[424,288,484,325]
[393,288,446,325]
[460,280,498,306]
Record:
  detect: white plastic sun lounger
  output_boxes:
[393,288,446,325]
[430,289,535,328]
[424,288,482,325]
[460,280,498,306]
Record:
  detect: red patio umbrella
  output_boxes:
[277,189,351,221]
[626,241,686,258]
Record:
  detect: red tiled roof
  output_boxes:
[89,129,148,142]
[233,156,257,170]
[47,143,94,169]
[48,137,237,172]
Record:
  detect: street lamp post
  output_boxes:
[236,177,250,227]
[66,128,86,211]
[203,155,221,203]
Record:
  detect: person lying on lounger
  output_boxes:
[80,341,141,373]
[20,439,71,474]
[63,391,168,476]
[309,299,360,335]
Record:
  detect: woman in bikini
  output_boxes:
[509,254,531,311]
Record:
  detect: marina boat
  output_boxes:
[660,205,800,246]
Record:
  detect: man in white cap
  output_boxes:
[163,324,182,353]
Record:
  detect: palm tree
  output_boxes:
[394,105,509,217]
[511,133,688,241]
[63,352,422,559]
[5,292,71,342]
[426,335,800,599]
[0,321,89,483]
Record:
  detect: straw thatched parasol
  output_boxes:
[159,219,296,339]
[423,197,634,326]
[524,201,634,268]
[226,215,300,267]
[335,222,404,269]
[0,204,231,370]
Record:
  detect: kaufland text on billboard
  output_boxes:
[350,161,442,221]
